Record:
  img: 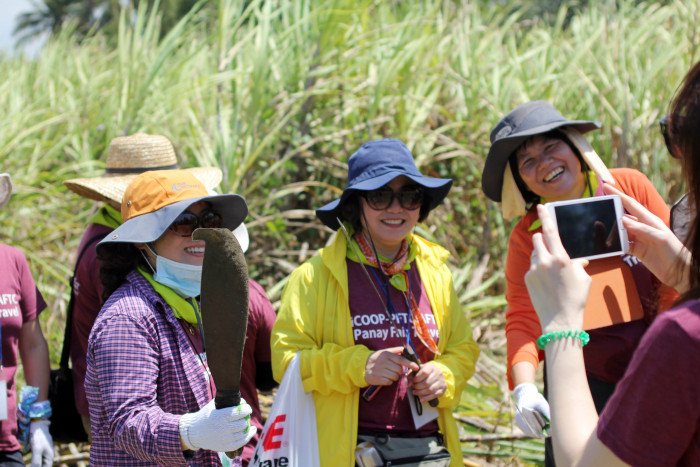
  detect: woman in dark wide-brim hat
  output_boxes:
[481,100,677,465]
[272,139,480,466]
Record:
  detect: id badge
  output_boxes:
[407,386,438,429]
[0,379,7,421]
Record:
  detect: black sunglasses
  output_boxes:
[169,209,223,237]
[362,186,424,210]
[660,115,681,159]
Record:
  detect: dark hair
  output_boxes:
[508,129,589,207]
[98,243,150,301]
[669,60,700,298]
[339,190,433,233]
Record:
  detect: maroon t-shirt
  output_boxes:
[597,301,700,466]
[0,244,47,451]
[239,279,276,466]
[347,259,439,436]
[70,222,113,416]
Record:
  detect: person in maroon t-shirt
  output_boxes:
[524,59,700,466]
[0,173,54,467]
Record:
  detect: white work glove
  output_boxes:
[512,383,550,438]
[29,419,54,467]
[179,398,256,453]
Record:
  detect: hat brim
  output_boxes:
[97,193,247,250]
[0,174,12,210]
[64,167,223,204]
[316,171,452,230]
[481,120,600,202]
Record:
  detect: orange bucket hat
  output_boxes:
[97,170,247,250]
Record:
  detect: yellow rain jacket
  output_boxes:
[271,231,480,466]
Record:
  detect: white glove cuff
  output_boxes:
[179,413,198,451]
[513,382,538,401]
[30,419,51,431]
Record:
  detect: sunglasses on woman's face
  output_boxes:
[169,209,223,237]
[362,186,424,211]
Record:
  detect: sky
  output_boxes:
[0,0,46,56]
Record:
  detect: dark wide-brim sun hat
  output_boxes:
[97,170,247,251]
[316,138,452,230]
[481,100,601,202]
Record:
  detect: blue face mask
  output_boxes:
[143,247,202,298]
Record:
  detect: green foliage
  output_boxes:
[2,0,698,463]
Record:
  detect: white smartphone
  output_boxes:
[544,195,629,261]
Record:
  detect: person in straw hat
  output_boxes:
[84,169,255,465]
[481,101,677,465]
[63,133,223,439]
[0,174,54,467]
[271,139,480,466]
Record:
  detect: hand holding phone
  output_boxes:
[544,195,629,261]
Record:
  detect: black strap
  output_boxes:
[59,232,108,370]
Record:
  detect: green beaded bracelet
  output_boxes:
[537,330,590,350]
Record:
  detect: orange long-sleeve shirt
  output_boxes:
[505,168,678,388]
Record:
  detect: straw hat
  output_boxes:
[64,133,222,204]
[0,173,12,210]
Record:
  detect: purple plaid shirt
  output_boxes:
[85,271,220,466]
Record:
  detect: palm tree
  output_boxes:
[13,0,77,46]
[12,0,117,47]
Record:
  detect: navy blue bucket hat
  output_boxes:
[316,139,452,230]
[481,100,601,202]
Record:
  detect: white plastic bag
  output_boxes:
[251,353,320,467]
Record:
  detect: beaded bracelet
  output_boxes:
[537,330,590,350]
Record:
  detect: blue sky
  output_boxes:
[0,0,46,56]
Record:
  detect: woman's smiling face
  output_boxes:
[515,134,586,202]
[360,175,421,260]
[148,201,209,266]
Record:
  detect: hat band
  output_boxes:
[105,163,178,174]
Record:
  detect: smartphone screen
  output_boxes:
[551,197,623,259]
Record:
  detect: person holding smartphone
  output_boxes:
[481,101,678,465]
[271,139,480,466]
[525,85,700,465]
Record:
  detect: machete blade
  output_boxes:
[192,227,249,409]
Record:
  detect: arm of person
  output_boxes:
[603,184,691,294]
[18,319,50,401]
[271,260,379,396]
[525,204,627,466]
[505,219,547,388]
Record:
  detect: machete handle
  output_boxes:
[215,389,243,459]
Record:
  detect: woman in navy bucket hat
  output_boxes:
[481,101,677,466]
[272,139,479,465]
[316,139,452,229]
